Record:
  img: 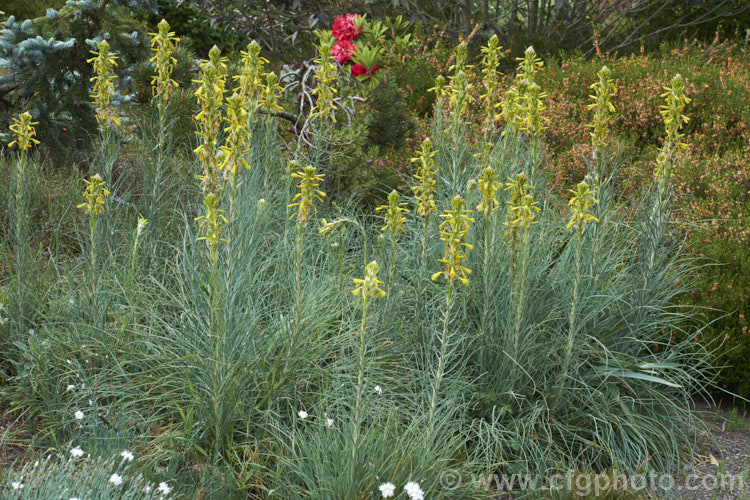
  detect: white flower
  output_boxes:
[143,484,152,493]
[298,410,308,419]
[120,450,134,462]
[326,417,334,427]
[70,446,84,458]
[71,497,80,500]
[66,384,75,391]
[404,481,424,500]
[89,400,93,406]
[374,385,383,394]
[158,482,172,495]
[109,473,123,486]
[379,482,396,498]
[11,482,23,490]
[74,410,84,420]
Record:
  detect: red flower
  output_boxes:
[331,39,356,64]
[351,63,380,78]
[332,13,361,41]
[351,63,367,77]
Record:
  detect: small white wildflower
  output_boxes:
[298,410,308,419]
[74,410,84,420]
[70,446,84,458]
[69,298,75,306]
[404,481,424,500]
[379,482,396,498]
[109,473,123,486]
[326,417,334,428]
[120,450,134,462]
[71,497,80,500]
[81,383,86,388]
[11,482,23,490]
[374,385,383,394]
[157,482,172,495]
[143,484,152,493]
[66,384,75,391]
[89,400,93,406]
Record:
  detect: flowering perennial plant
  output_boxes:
[586,65,617,157]
[194,45,227,194]
[476,166,501,217]
[504,173,539,249]
[288,164,326,223]
[312,38,338,122]
[195,192,228,250]
[235,41,268,109]
[8,111,39,151]
[432,196,474,286]
[220,93,251,180]
[411,138,439,218]
[149,19,179,100]
[352,261,386,300]
[87,40,120,127]
[376,190,409,239]
[480,35,503,129]
[77,174,110,215]
[654,73,690,191]
[567,181,599,230]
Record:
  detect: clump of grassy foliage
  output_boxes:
[0,19,719,499]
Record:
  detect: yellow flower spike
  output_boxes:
[136,217,149,235]
[235,40,268,108]
[193,46,227,194]
[500,86,522,136]
[428,75,446,101]
[567,181,599,230]
[194,192,228,249]
[654,73,691,188]
[77,173,110,215]
[149,19,179,100]
[503,173,539,247]
[476,166,501,217]
[520,82,548,138]
[288,164,326,223]
[586,65,617,155]
[449,41,470,74]
[220,93,251,180]
[449,70,474,118]
[8,111,39,151]
[433,196,474,286]
[480,35,503,127]
[517,46,544,84]
[352,260,386,300]
[410,138,439,218]
[376,190,409,238]
[311,38,338,122]
[261,71,284,114]
[87,39,120,128]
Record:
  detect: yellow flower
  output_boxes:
[220,93,251,179]
[235,40,268,108]
[503,173,539,247]
[8,111,39,151]
[411,138,438,218]
[432,196,474,286]
[261,71,284,114]
[476,166,501,217]
[193,45,227,194]
[311,38,338,122]
[428,75,446,100]
[654,73,690,188]
[288,163,326,223]
[149,19,179,100]
[480,35,503,127]
[567,181,599,230]
[87,40,120,127]
[376,190,409,238]
[194,192,228,249]
[77,174,110,215]
[586,65,617,154]
[352,260,386,300]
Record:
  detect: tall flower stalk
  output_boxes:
[147,19,179,235]
[375,190,409,295]
[194,45,227,195]
[411,138,439,340]
[350,261,385,477]
[8,112,38,338]
[476,163,501,342]
[77,173,110,315]
[288,162,326,354]
[586,65,617,164]
[504,174,540,383]
[428,196,474,437]
[556,181,598,402]
[480,35,503,137]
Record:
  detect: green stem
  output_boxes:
[416,217,430,341]
[557,229,583,406]
[12,150,28,337]
[428,279,454,438]
[351,294,369,476]
[511,226,530,384]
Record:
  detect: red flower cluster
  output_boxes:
[330,13,379,77]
